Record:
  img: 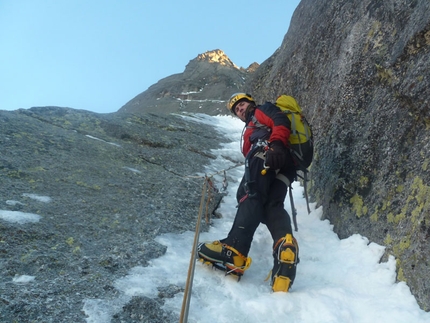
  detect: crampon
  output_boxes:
[198,257,251,281]
[197,241,252,282]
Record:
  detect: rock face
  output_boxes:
[1,0,430,320]
[119,49,258,116]
[0,107,229,322]
[247,0,430,310]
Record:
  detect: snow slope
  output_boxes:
[83,114,430,323]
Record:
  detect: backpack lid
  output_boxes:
[276,95,302,113]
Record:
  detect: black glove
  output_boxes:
[265,140,287,170]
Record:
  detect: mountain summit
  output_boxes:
[194,49,237,67]
[119,49,258,116]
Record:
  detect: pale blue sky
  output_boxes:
[0,0,300,113]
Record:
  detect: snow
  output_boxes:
[22,193,52,203]
[0,193,48,223]
[13,275,36,284]
[85,135,122,147]
[5,200,25,206]
[0,210,41,224]
[1,113,429,322]
[122,166,142,173]
[82,114,430,323]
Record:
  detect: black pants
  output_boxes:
[221,155,295,256]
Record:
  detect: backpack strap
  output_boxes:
[275,173,289,186]
[285,110,297,137]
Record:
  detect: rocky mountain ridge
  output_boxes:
[119,49,258,116]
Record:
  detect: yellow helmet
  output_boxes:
[227,93,255,114]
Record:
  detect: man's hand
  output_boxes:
[265,140,286,170]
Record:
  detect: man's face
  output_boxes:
[234,101,250,122]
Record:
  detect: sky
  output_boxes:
[3,114,430,323]
[0,0,301,114]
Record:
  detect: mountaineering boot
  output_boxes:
[271,233,299,292]
[197,240,252,277]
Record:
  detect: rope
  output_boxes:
[185,162,244,180]
[179,163,244,322]
[179,176,209,323]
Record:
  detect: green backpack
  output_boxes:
[275,95,314,170]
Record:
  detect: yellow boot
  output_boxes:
[271,234,299,292]
[197,241,252,276]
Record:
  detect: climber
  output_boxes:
[198,93,299,292]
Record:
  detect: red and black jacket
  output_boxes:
[242,102,291,158]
